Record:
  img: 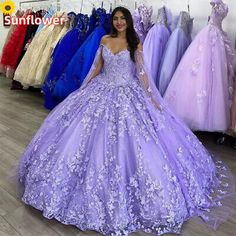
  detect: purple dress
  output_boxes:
[158,11,193,96]
[132,4,153,44]
[18,43,235,235]
[164,0,236,132]
[143,6,171,87]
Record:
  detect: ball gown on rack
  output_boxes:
[164,0,236,132]
[132,4,153,44]
[18,42,235,235]
[35,7,55,35]
[13,12,68,88]
[0,10,24,77]
[42,13,90,110]
[158,11,193,96]
[143,6,171,87]
[52,12,110,101]
[0,10,33,78]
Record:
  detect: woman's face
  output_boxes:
[113,11,127,33]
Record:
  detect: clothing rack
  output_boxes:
[19,0,61,11]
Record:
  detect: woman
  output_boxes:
[18,7,235,235]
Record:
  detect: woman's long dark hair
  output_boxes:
[110,7,140,62]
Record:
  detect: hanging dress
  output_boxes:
[52,11,110,101]
[164,0,236,132]
[35,7,55,35]
[0,10,33,78]
[132,4,153,44]
[13,12,68,88]
[158,11,193,96]
[0,10,24,76]
[143,6,171,87]
[42,13,90,110]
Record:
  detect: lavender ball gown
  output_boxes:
[18,42,235,235]
[143,6,171,87]
[158,11,193,96]
[132,4,153,44]
[164,0,236,132]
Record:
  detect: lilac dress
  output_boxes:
[143,6,171,87]
[158,11,193,96]
[18,43,235,235]
[132,4,153,44]
[164,0,236,132]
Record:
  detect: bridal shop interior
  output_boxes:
[0,0,236,235]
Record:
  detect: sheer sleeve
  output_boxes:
[135,48,162,110]
[79,44,104,90]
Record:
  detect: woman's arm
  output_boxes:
[135,43,162,110]
[86,51,104,84]
[86,36,110,85]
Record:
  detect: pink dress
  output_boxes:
[164,0,236,132]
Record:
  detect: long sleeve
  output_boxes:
[135,48,162,110]
[80,45,104,90]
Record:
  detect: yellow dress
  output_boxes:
[14,12,69,88]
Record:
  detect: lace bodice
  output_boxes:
[132,4,152,43]
[177,11,193,36]
[209,0,228,30]
[101,45,136,86]
[156,6,168,26]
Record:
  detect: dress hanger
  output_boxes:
[80,0,84,13]
[161,0,167,7]
[187,0,190,15]
[109,2,112,13]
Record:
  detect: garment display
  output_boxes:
[18,10,43,63]
[164,0,236,132]
[18,43,235,235]
[158,11,193,96]
[132,4,153,44]
[0,10,33,78]
[52,10,110,101]
[42,10,98,110]
[0,11,24,76]
[13,12,68,88]
[35,7,55,35]
[143,6,171,87]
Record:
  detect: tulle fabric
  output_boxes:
[17,42,236,235]
[13,12,68,88]
[164,1,236,132]
[79,44,236,232]
[143,23,170,87]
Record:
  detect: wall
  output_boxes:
[0,0,236,52]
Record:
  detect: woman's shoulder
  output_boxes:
[100,35,112,45]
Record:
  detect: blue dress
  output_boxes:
[53,12,110,101]
[42,13,89,110]
[158,11,193,96]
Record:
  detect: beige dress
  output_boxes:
[14,12,69,88]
